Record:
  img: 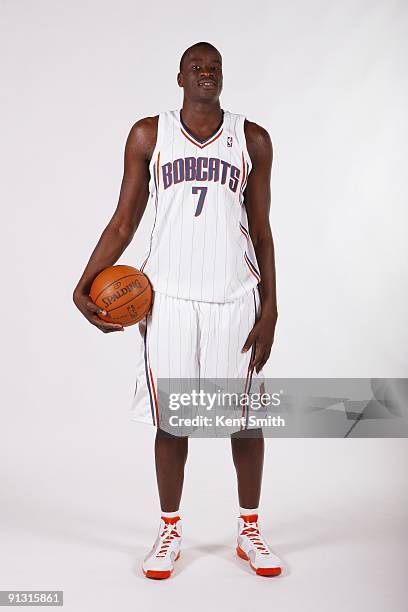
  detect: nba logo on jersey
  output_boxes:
[227,136,233,147]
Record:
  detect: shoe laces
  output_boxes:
[241,519,271,555]
[156,522,180,557]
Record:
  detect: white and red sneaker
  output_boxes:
[143,516,182,579]
[237,514,282,577]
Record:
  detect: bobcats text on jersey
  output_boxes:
[162,156,241,193]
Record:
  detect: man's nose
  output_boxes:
[200,66,214,76]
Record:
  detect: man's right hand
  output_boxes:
[72,117,157,334]
[73,289,124,333]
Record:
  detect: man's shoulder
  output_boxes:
[129,115,159,140]
[243,119,271,147]
[126,115,159,160]
[242,118,273,164]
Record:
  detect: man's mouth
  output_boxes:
[198,79,216,88]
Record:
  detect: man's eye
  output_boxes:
[192,65,200,70]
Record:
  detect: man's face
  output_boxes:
[178,46,223,102]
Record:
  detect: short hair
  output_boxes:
[179,42,221,72]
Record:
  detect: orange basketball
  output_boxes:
[90,265,153,327]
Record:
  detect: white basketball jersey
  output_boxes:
[140,109,261,303]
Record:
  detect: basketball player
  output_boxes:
[73,42,282,578]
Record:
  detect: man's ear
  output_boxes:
[177,72,183,88]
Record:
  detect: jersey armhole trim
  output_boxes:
[237,115,253,176]
[148,113,163,195]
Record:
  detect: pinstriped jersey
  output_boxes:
[140,109,261,303]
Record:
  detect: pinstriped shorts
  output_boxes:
[130,286,264,428]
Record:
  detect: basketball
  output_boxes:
[90,265,153,327]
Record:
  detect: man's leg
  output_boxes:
[231,428,282,576]
[231,428,264,508]
[138,292,197,579]
[155,427,188,512]
[143,428,187,579]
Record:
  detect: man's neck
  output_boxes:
[180,101,223,140]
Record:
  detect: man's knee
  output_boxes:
[156,427,189,440]
[231,427,263,440]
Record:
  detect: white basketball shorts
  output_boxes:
[129,286,264,428]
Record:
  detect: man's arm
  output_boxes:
[73,116,158,332]
[241,120,278,372]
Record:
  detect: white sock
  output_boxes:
[240,506,259,517]
[161,510,180,519]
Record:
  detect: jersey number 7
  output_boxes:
[192,186,208,217]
